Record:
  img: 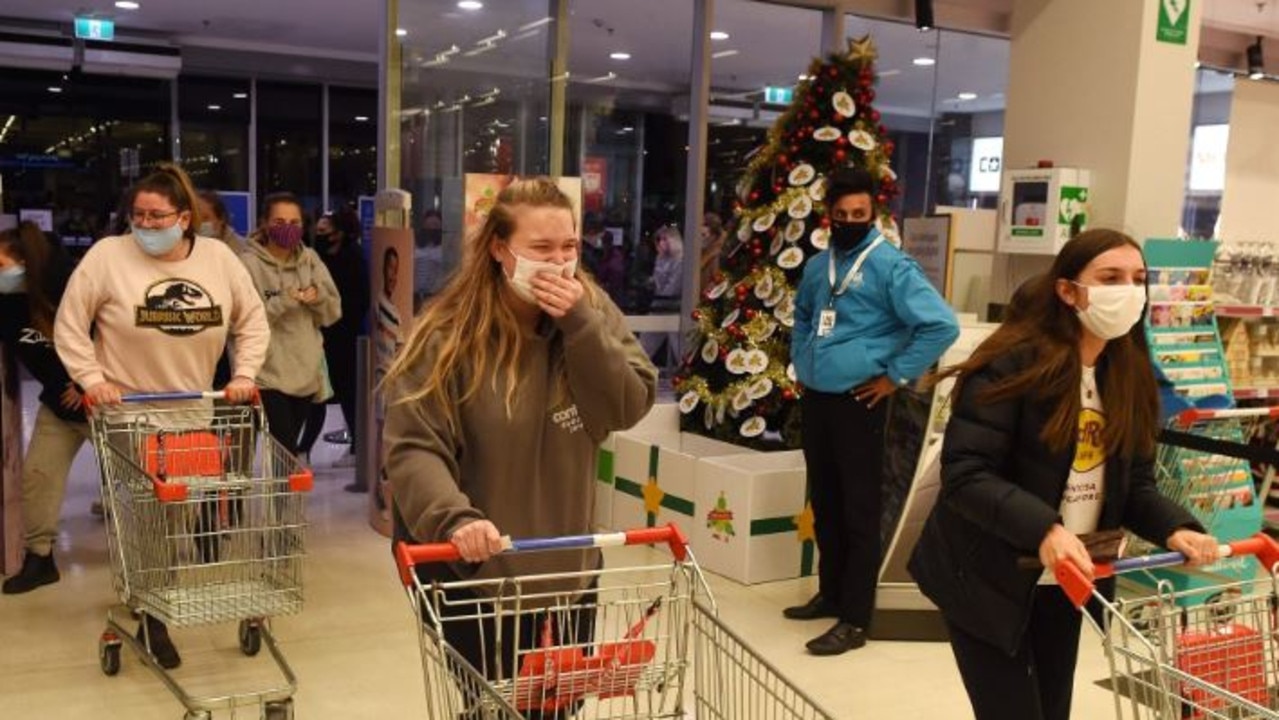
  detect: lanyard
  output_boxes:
[827,235,884,304]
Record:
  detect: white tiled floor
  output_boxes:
[0,385,1121,718]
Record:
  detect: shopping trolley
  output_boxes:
[90,391,313,720]
[1056,532,1279,719]
[394,523,836,719]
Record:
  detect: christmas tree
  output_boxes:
[673,36,901,450]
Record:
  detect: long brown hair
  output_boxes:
[383,177,602,415]
[130,162,201,240]
[938,229,1158,458]
[0,222,57,337]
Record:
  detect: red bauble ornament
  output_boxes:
[870,110,881,122]
[865,89,876,102]
[719,348,729,360]
[827,67,838,78]
[736,286,748,298]
[878,124,888,136]
[777,153,789,166]
[790,145,800,154]
[782,389,795,401]
[691,310,702,321]
[773,184,783,194]
[751,246,763,257]
[876,193,889,205]
[884,140,896,155]
[835,149,846,162]
[836,135,848,147]
[809,110,820,120]
[749,191,760,201]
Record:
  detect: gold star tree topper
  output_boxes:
[848,35,878,65]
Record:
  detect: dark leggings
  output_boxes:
[259,390,312,455]
[296,402,328,455]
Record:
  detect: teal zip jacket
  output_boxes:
[791,229,960,393]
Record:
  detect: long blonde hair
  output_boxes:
[383,177,601,414]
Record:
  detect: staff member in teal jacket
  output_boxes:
[786,166,960,655]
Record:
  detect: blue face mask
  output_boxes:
[133,223,184,257]
[0,265,26,294]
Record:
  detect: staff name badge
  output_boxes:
[817,308,837,337]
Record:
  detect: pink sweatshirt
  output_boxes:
[54,234,270,394]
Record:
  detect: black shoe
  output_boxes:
[782,593,838,620]
[137,615,181,669]
[805,622,867,656]
[343,482,368,493]
[2,551,60,594]
[324,429,352,444]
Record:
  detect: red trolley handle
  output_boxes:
[1056,532,1279,609]
[394,524,691,587]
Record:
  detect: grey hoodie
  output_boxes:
[240,238,342,398]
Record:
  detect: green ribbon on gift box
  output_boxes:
[614,446,695,527]
[596,448,615,486]
[749,503,816,577]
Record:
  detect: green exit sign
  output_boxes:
[764,86,793,104]
[74,17,115,41]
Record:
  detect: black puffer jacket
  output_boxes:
[908,349,1200,656]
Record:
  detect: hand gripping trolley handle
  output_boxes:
[395,523,838,719]
[90,391,313,720]
[1058,533,1279,719]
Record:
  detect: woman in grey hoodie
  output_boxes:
[240,192,342,454]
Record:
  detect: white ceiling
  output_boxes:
[0,0,1245,121]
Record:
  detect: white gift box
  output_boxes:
[611,431,749,534]
[693,450,815,584]
[594,435,617,531]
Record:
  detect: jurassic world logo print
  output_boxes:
[135,278,223,336]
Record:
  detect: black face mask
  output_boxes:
[830,221,872,251]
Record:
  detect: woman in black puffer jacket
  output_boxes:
[909,229,1219,720]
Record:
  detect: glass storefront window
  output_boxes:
[0,69,170,256]
[562,0,695,372]
[1184,68,1235,239]
[179,76,250,193]
[398,0,554,308]
[258,81,323,217]
[329,86,378,212]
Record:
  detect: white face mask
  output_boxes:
[505,248,577,304]
[1074,283,1147,340]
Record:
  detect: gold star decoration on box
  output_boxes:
[643,477,666,517]
[848,35,877,65]
[794,502,816,543]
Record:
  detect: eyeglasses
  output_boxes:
[130,209,180,224]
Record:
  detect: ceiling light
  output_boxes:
[457,1,483,10]
[609,52,631,60]
[115,1,140,9]
[710,31,730,41]
[712,49,739,59]
[396,28,408,37]
[207,104,221,110]
[1248,36,1265,80]
[355,115,370,122]
[47,86,62,93]
[233,92,248,99]
[957,92,978,101]
[915,0,934,31]
[913,56,936,66]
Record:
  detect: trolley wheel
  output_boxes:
[1124,600,1163,639]
[99,636,122,676]
[239,619,262,657]
[183,712,212,720]
[263,699,293,720]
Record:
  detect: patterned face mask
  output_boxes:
[267,223,303,250]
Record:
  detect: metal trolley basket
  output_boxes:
[395,524,836,719]
[1057,533,1279,719]
[91,391,313,720]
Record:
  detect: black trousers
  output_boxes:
[324,332,359,448]
[259,390,312,455]
[422,564,599,720]
[946,585,1083,720]
[799,390,886,628]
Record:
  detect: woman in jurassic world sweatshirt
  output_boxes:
[239,192,341,455]
[382,177,657,682]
